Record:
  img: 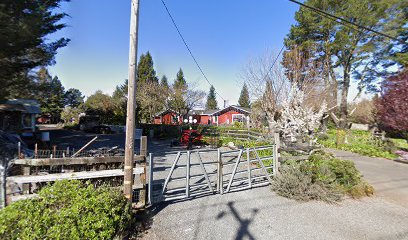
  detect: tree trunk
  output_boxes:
[329,66,338,108]
[339,65,350,128]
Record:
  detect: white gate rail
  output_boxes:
[148,145,278,204]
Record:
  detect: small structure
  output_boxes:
[0,99,41,133]
[153,109,182,125]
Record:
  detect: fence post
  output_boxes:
[22,165,30,194]
[218,149,223,195]
[186,151,190,198]
[18,142,21,159]
[273,132,280,175]
[53,145,57,158]
[0,159,6,208]
[148,153,153,205]
[247,148,252,188]
[140,136,147,157]
[34,144,38,158]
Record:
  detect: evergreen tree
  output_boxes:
[206,86,218,110]
[171,68,188,114]
[137,52,158,83]
[285,0,407,128]
[174,68,187,89]
[160,75,169,89]
[35,68,65,122]
[111,80,128,124]
[0,0,70,100]
[238,83,250,108]
[64,88,84,108]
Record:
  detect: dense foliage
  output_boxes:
[0,0,70,100]
[318,129,397,159]
[0,180,131,240]
[376,70,408,137]
[272,152,374,202]
[285,0,407,126]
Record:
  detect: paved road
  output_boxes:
[140,147,408,240]
[141,187,408,240]
[328,149,408,208]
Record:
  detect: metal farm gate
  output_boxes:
[148,145,278,204]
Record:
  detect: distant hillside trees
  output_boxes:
[238,83,250,108]
[0,0,70,101]
[206,86,218,110]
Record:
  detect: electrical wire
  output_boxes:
[159,0,225,101]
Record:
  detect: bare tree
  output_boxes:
[184,81,206,116]
[241,50,290,128]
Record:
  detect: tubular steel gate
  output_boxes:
[148,145,278,204]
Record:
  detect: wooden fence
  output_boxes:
[2,136,148,208]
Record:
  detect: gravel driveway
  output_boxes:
[140,146,408,240]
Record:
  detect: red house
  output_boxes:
[153,105,251,126]
[211,105,251,125]
[188,105,251,126]
[153,110,182,125]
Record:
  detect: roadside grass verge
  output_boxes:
[318,129,398,159]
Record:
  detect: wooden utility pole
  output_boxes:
[124,0,140,202]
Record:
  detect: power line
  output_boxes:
[268,46,285,74]
[288,0,405,44]
[159,0,225,101]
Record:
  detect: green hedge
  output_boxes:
[0,180,131,240]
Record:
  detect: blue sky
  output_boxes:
[49,0,364,106]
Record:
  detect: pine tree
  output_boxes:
[238,83,250,108]
[171,68,188,114]
[285,0,407,128]
[206,86,218,110]
[160,75,169,89]
[0,0,70,100]
[35,68,65,122]
[174,68,187,89]
[137,51,158,83]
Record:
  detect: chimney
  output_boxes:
[223,100,229,108]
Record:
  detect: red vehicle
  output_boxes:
[181,130,203,148]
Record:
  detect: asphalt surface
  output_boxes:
[328,149,408,208]
[140,147,408,240]
[141,187,408,240]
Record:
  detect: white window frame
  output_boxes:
[232,114,245,123]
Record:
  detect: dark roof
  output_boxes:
[212,105,251,116]
[6,99,41,114]
[154,109,179,117]
[0,104,26,112]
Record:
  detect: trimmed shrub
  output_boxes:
[272,152,373,202]
[0,180,131,240]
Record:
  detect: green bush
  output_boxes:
[272,152,373,202]
[0,180,131,240]
[318,129,398,159]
